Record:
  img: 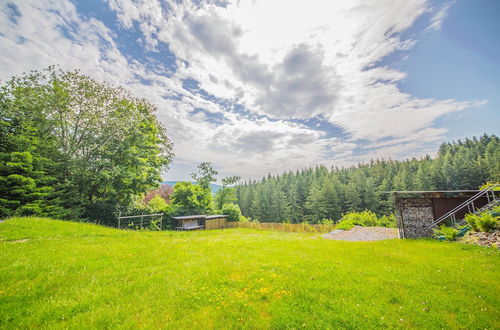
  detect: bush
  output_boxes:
[221,203,241,222]
[335,211,397,230]
[320,218,334,225]
[147,195,168,213]
[476,213,498,232]
[479,182,500,191]
[433,225,459,241]
[339,211,378,226]
[336,220,355,230]
[378,214,397,227]
[464,213,479,232]
[465,210,499,233]
[240,215,251,222]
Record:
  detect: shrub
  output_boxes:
[336,220,355,230]
[378,214,397,228]
[476,213,498,232]
[222,203,241,222]
[479,182,500,191]
[320,218,334,225]
[335,211,397,230]
[147,194,168,213]
[433,225,459,241]
[465,210,499,233]
[240,215,251,222]
[464,213,479,232]
[339,211,378,227]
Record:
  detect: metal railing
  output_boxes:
[117,213,163,230]
[428,184,499,229]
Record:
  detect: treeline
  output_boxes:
[236,135,500,223]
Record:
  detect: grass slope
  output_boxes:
[1,217,499,329]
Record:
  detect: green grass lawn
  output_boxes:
[1,217,499,329]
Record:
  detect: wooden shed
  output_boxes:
[172,215,228,230]
[204,215,228,230]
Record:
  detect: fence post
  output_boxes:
[118,211,121,229]
[160,214,163,230]
[141,214,144,229]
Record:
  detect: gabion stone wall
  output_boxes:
[395,198,435,239]
[394,190,485,239]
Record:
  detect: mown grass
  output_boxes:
[1,217,499,329]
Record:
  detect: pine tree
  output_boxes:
[344,180,361,212]
[304,183,328,223]
[236,135,499,222]
[322,177,341,221]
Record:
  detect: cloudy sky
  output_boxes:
[1,0,499,182]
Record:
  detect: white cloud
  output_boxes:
[0,0,485,180]
[427,1,454,31]
[107,0,479,139]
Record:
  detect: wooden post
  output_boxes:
[140,214,144,229]
[118,211,121,229]
[160,214,163,230]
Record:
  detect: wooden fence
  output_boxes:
[205,218,227,230]
[226,221,336,233]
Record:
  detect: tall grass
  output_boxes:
[227,221,336,233]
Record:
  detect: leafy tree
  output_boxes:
[0,67,173,222]
[191,162,218,190]
[214,175,241,210]
[170,182,213,215]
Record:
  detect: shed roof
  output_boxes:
[392,190,479,194]
[205,215,228,219]
[172,214,228,220]
[391,190,481,199]
[172,215,206,220]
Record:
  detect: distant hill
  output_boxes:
[163,181,222,194]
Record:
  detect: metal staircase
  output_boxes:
[428,184,499,229]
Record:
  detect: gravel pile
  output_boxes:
[462,230,500,248]
[322,226,399,241]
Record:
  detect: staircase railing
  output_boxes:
[428,184,499,229]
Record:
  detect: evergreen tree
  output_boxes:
[236,134,499,222]
[322,178,341,221]
[305,183,328,223]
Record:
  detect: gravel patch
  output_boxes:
[322,226,399,241]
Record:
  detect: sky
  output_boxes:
[0,0,499,182]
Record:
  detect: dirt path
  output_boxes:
[322,226,399,241]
